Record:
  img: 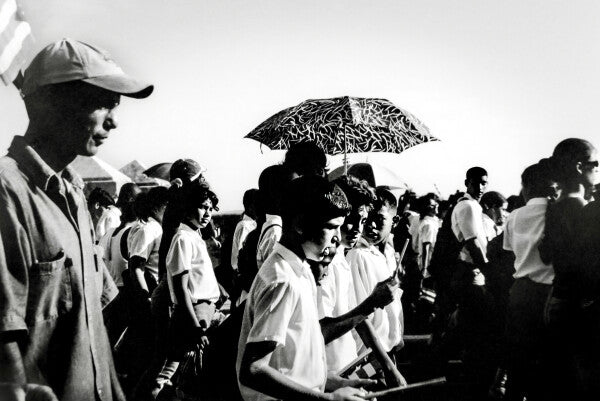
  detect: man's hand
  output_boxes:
[325,373,376,392]
[365,276,398,310]
[329,386,369,401]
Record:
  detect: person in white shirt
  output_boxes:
[167,184,221,361]
[480,191,508,241]
[451,167,489,284]
[128,187,169,296]
[347,188,404,354]
[231,189,258,272]
[255,165,293,269]
[416,194,440,278]
[316,176,398,374]
[237,175,369,401]
[87,187,120,241]
[503,162,556,400]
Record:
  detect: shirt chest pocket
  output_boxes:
[27,250,73,325]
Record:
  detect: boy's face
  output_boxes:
[364,204,396,246]
[302,215,344,262]
[341,205,369,249]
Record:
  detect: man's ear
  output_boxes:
[291,214,304,237]
[576,161,584,175]
[392,214,400,228]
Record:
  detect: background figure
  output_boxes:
[540,138,598,401]
[282,141,328,178]
[88,186,121,240]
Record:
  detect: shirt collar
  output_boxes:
[8,136,84,191]
[355,236,384,256]
[179,222,201,236]
[265,214,282,226]
[273,243,312,278]
[242,214,254,222]
[526,197,549,206]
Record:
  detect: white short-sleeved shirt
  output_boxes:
[417,216,440,271]
[231,214,257,271]
[503,198,554,285]
[482,214,502,241]
[236,243,327,401]
[346,238,404,353]
[256,214,282,269]
[451,194,489,264]
[95,205,121,240]
[127,217,162,282]
[166,223,220,304]
[317,246,359,373]
[407,211,421,253]
[99,222,134,287]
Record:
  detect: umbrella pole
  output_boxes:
[343,126,348,174]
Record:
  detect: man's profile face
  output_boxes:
[364,204,395,246]
[466,175,488,201]
[302,215,344,261]
[340,205,369,249]
[60,86,121,157]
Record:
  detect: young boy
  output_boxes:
[237,176,368,401]
[347,188,404,354]
[167,183,221,358]
[317,176,397,373]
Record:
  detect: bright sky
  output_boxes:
[1,0,599,211]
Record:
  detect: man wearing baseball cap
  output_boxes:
[0,39,152,401]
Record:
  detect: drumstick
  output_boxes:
[364,377,447,399]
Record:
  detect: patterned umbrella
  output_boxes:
[245,96,437,171]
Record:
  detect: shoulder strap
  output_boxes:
[258,223,282,244]
[120,227,132,260]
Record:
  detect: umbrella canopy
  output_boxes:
[245,97,437,165]
[328,162,408,190]
[143,162,173,181]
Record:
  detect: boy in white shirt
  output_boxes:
[237,176,369,401]
[347,188,405,354]
[167,184,221,359]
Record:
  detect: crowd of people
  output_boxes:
[1,38,600,401]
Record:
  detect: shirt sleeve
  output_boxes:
[128,224,155,260]
[257,227,281,268]
[455,202,481,241]
[0,181,30,334]
[247,280,299,346]
[503,215,514,252]
[166,233,193,277]
[230,223,243,270]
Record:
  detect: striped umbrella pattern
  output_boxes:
[0,0,34,85]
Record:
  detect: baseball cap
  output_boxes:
[21,38,153,98]
[170,159,206,183]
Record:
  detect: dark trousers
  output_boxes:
[505,277,552,401]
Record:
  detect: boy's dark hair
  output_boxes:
[283,141,327,177]
[177,180,219,218]
[88,187,115,208]
[480,191,506,209]
[398,190,417,212]
[242,188,259,211]
[523,160,558,199]
[136,186,169,222]
[466,166,488,182]
[416,193,438,218]
[281,175,350,229]
[116,183,142,223]
[333,175,376,209]
[374,186,398,212]
[258,164,293,214]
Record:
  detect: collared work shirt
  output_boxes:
[0,136,124,401]
[503,198,554,285]
[256,214,282,269]
[128,217,162,283]
[451,194,489,264]
[166,223,220,304]
[231,214,257,271]
[317,247,359,373]
[237,244,327,401]
[347,238,404,353]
